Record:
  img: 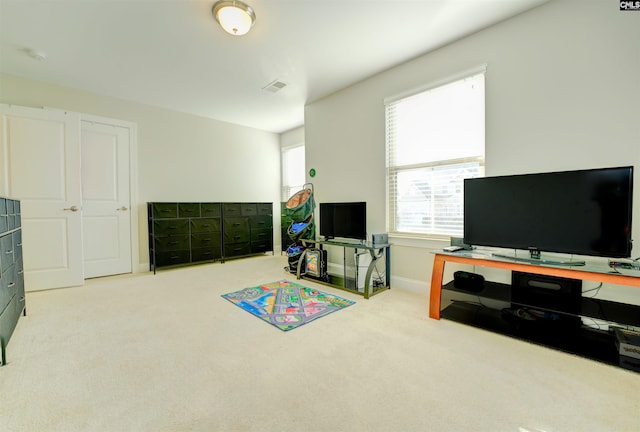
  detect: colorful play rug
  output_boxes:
[221,280,355,331]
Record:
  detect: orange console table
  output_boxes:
[430,252,640,319]
[429,252,640,371]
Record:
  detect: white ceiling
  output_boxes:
[0,0,547,133]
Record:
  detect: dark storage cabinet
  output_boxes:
[222,202,273,259]
[0,196,25,366]
[148,202,273,272]
[281,202,292,252]
[148,202,222,271]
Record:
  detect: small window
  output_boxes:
[282,144,305,201]
[385,68,485,238]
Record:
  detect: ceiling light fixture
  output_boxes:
[212,0,256,36]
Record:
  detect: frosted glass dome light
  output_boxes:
[212,1,256,36]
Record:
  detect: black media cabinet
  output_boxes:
[430,252,640,373]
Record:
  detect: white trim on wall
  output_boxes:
[384,63,487,105]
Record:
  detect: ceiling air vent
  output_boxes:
[262,79,287,93]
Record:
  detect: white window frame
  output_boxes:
[281,143,305,202]
[385,65,486,240]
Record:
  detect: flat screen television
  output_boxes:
[319,202,367,241]
[463,166,633,263]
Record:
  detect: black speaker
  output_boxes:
[453,271,485,293]
[511,271,582,313]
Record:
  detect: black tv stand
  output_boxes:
[430,252,640,373]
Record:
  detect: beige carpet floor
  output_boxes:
[1,255,638,431]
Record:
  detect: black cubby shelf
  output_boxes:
[442,281,640,327]
[431,252,640,374]
[440,301,623,367]
[441,281,640,372]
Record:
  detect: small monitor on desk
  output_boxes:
[319,202,366,241]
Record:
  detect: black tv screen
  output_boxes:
[319,202,367,241]
[464,166,633,258]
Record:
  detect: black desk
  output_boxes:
[297,239,391,299]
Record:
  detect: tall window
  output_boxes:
[385,68,485,238]
[282,144,305,201]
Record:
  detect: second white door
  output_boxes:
[81,120,132,278]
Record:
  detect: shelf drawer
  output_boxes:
[15,281,25,317]
[154,250,190,267]
[251,228,272,243]
[257,203,272,216]
[0,296,20,360]
[191,232,221,248]
[5,199,18,230]
[224,217,249,232]
[154,219,189,235]
[191,218,221,233]
[241,203,257,216]
[224,243,251,258]
[154,234,189,251]
[0,264,17,311]
[192,247,222,262]
[15,259,24,300]
[201,203,221,217]
[250,215,273,230]
[1,234,13,272]
[251,240,273,253]
[224,229,250,244]
[12,230,22,263]
[151,203,178,219]
[281,228,291,249]
[178,203,200,218]
[223,203,242,217]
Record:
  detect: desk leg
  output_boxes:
[364,247,388,299]
[296,251,307,280]
[429,254,446,319]
[364,257,377,300]
[385,246,391,288]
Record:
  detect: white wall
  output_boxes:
[280,126,304,150]
[0,73,282,269]
[304,0,640,299]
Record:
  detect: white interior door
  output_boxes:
[0,105,84,290]
[81,121,132,278]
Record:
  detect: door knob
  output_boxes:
[117,206,129,211]
[63,205,79,212]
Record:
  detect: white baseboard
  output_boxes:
[390,275,429,296]
[137,260,429,298]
